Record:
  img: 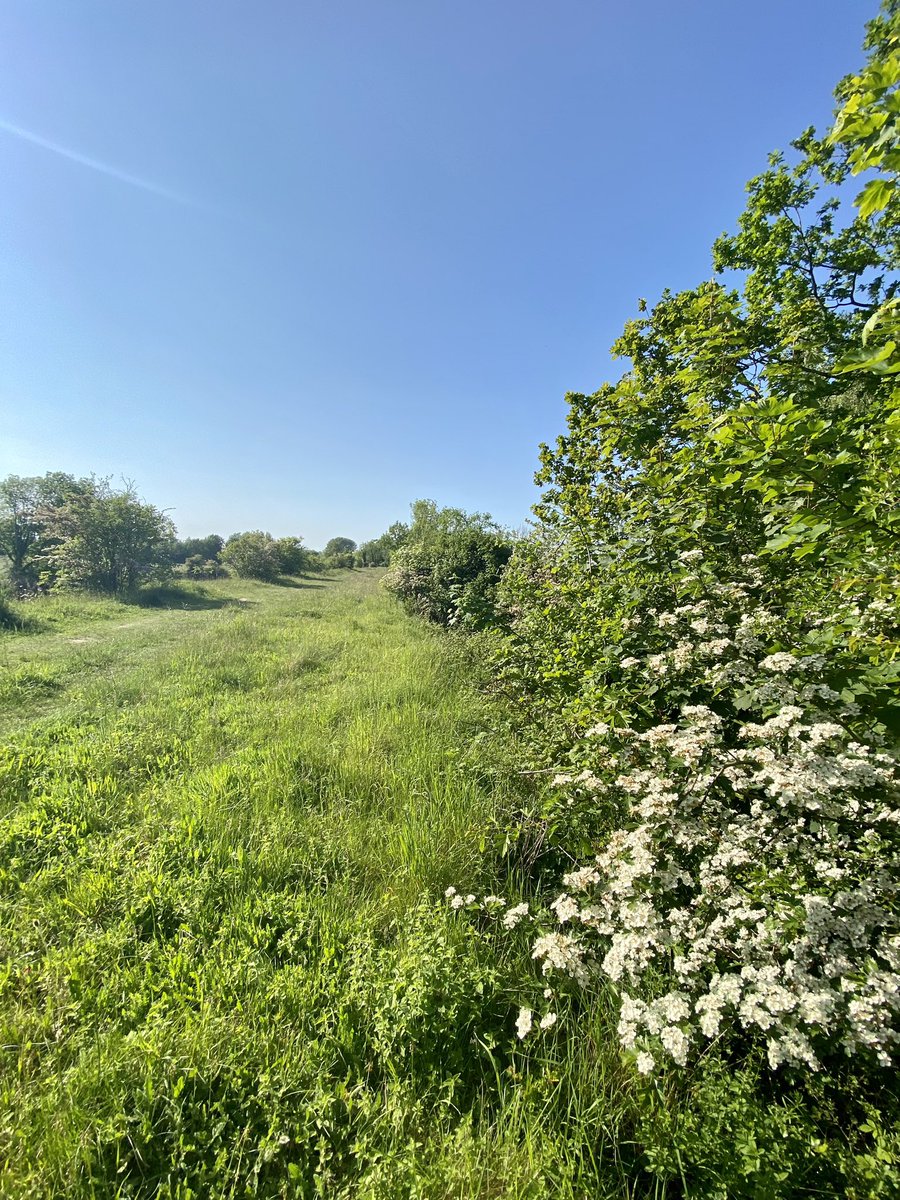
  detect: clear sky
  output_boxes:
[0,1,877,546]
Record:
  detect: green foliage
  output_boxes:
[221,530,283,580]
[322,536,357,568]
[356,522,409,567]
[478,4,900,1193]
[171,534,224,565]
[273,535,308,575]
[383,499,514,628]
[499,2,900,759]
[41,479,176,596]
[182,554,226,579]
[0,471,91,592]
[324,537,357,556]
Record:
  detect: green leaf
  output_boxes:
[856,176,895,219]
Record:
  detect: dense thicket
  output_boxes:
[220,530,311,581]
[170,534,224,565]
[383,499,514,628]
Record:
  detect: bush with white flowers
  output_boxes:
[452,554,900,1073]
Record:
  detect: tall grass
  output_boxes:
[0,572,648,1197]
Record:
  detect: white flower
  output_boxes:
[551,893,581,924]
[760,652,797,673]
[660,1025,690,1065]
[515,1007,533,1039]
[445,886,457,898]
[563,865,601,892]
[539,1011,558,1030]
[503,903,530,929]
[620,657,641,669]
[487,571,900,1075]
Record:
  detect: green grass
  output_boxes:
[0,572,642,1198]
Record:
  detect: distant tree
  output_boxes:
[0,472,89,592]
[273,536,308,575]
[171,534,224,565]
[324,537,357,557]
[221,531,282,581]
[355,522,409,566]
[42,478,176,594]
[383,500,513,627]
[323,536,358,569]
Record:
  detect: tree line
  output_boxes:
[0,472,399,599]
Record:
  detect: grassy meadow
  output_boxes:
[0,570,651,1199]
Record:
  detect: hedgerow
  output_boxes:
[445,2,900,1186]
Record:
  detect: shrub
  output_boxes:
[448,0,900,1105]
[221,531,281,581]
[273,536,308,575]
[355,522,409,567]
[383,500,513,628]
[183,555,226,579]
[170,534,224,565]
[0,471,90,593]
[41,478,176,594]
[323,537,357,569]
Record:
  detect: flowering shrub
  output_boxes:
[455,555,900,1072]
[443,7,900,1101]
[544,560,899,1068]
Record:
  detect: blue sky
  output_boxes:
[0,1,876,546]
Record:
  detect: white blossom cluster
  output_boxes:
[461,567,900,1073]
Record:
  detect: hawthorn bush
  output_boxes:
[443,3,900,1176]
[221,531,282,581]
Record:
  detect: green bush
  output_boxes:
[273,536,308,575]
[41,478,176,594]
[221,530,282,581]
[441,7,900,1192]
[383,500,513,628]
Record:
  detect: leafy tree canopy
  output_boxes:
[221,531,282,581]
[487,0,900,1104]
[42,478,176,595]
[171,534,224,565]
[384,500,513,628]
[0,472,91,591]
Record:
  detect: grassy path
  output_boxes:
[0,573,537,1198]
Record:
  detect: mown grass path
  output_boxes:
[0,573,552,1198]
